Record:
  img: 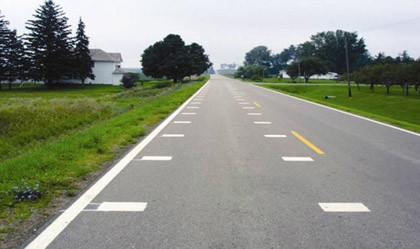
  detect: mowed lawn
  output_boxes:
[0,77,207,241]
[259,84,420,132]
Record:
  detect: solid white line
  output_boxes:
[97,202,147,212]
[254,84,420,137]
[174,121,191,124]
[254,121,272,124]
[265,135,287,138]
[282,157,314,161]
[186,106,199,109]
[318,203,370,212]
[181,112,196,115]
[247,113,262,115]
[242,107,255,109]
[162,134,184,137]
[24,80,211,249]
[140,156,172,161]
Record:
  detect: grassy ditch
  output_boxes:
[259,84,420,132]
[0,76,208,243]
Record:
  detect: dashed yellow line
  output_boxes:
[253,101,261,108]
[291,131,325,155]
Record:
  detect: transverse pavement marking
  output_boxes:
[318,203,370,212]
[23,79,211,249]
[97,202,148,212]
[264,135,287,138]
[139,156,172,161]
[186,106,199,109]
[235,99,245,101]
[239,102,250,105]
[247,113,262,116]
[254,101,261,108]
[190,102,201,104]
[162,134,184,137]
[282,157,314,161]
[242,107,255,109]
[174,121,191,124]
[181,112,196,115]
[254,121,272,124]
[291,131,325,155]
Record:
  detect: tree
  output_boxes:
[186,42,212,76]
[74,18,94,84]
[0,12,11,89]
[120,73,139,88]
[25,0,74,85]
[234,65,268,81]
[244,46,272,68]
[310,30,369,74]
[286,58,327,83]
[4,30,28,89]
[141,34,211,82]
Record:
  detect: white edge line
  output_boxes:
[253,84,420,137]
[24,80,211,249]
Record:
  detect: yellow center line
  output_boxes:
[291,131,325,155]
[253,101,261,108]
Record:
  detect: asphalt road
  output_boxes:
[25,75,420,248]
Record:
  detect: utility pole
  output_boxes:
[344,34,352,97]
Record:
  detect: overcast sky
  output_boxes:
[2,0,420,69]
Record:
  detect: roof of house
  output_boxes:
[113,68,142,74]
[90,49,123,62]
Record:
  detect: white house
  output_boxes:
[87,49,125,85]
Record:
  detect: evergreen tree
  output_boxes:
[74,18,94,84]
[25,0,74,85]
[0,12,11,88]
[4,30,28,89]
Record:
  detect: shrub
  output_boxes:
[121,73,140,89]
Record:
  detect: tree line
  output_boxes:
[0,0,93,89]
[234,30,420,90]
[141,34,212,83]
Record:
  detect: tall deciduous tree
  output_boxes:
[141,34,211,82]
[244,46,272,68]
[310,30,368,74]
[74,18,94,84]
[25,0,74,85]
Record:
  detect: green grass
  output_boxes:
[0,76,208,239]
[260,84,420,132]
[243,77,348,84]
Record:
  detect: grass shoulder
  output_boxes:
[258,84,420,132]
[0,76,208,247]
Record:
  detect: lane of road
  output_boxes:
[25,75,420,248]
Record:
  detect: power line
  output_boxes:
[363,17,420,31]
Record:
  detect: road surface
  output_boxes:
[24,75,420,248]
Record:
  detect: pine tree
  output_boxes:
[74,18,94,84]
[25,0,74,85]
[5,30,28,89]
[0,11,11,88]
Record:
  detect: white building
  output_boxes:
[86,49,131,85]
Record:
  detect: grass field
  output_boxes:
[0,77,208,242]
[244,77,349,84]
[259,84,420,132]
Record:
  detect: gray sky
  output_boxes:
[2,0,420,69]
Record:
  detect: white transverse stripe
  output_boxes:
[186,106,199,109]
[282,157,313,161]
[254,121,272,124]
[181,112,196,115]
[239,102,250,105]
[318,203,370,212]
[24,80,211,249]
[265,135,287,138]
[162,134,184,137]
[247,113,262,115]
[97,202,147,212]
[174,121,191,124]
[190,102,201,104]
[235,99,245,101]
[243,107,255,109]
[140,156,172,161]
